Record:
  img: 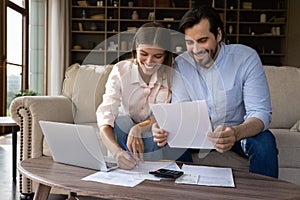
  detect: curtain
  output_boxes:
[47,0,69,95]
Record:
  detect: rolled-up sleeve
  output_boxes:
[243,53,272,130]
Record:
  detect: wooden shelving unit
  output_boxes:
[218,0,288,65]
[70,0,191,65]
[70,0,288,65]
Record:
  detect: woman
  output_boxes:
[96,22,173,169]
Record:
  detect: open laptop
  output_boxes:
[39,120,118,171]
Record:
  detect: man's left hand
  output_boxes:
[208,125,237,153]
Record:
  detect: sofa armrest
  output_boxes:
[10,95,74,159]
[10,95,74,194]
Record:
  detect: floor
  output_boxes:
[0,133,102,200]
[0,134,19,200]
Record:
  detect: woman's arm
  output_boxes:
[126,115,156,160]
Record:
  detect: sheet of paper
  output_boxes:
[82,161,180,187]
[180,164,235,187]
[175,174,199,185]
[150,100,214,149]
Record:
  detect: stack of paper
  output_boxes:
[82,161,180,187]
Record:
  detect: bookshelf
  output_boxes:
[70,0,288,65]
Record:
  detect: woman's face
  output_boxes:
[136,44,166,76]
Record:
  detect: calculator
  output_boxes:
[149,168,184,179]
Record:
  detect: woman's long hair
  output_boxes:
[131,22,174,102]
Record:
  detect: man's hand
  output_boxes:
[127,125,144,161]
[208,125,237,153]
[152,122,168,147]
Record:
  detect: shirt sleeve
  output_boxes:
[96,65,122,128]
[242,53,272,130]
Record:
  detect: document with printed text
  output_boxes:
[176,164,235,187]
[150,100,214,149]
[82,161,180,187]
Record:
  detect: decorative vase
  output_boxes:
[128,1,134,7]
[228,25,233,34]
[132,11,139,20]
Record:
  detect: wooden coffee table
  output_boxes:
[18,156,300,200]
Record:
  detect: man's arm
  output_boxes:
[209,117,264,153]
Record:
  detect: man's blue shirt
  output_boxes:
[172,42,272,130]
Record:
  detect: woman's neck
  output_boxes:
[138,67,151,84]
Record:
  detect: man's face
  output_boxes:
[184,19,221,68]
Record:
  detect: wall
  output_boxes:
[286,0,300,67]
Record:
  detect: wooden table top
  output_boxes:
[0,116,17,126]
[18,156,300,200]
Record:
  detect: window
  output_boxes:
[6,6,24,115]
[4,0,28,115]
[3,0,45,116]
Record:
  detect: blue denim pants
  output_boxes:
[232,129,279,178]
[113,115,192,162]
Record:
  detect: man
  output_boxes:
[152,5,278,178]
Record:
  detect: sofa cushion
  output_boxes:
[270,128,300,168]
[62,63,80,99]
[71,64,113,124]
[264,66,300,129]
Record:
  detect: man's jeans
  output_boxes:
[232,129,279,178]
[113,115,192,162]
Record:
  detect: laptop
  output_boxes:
[39,120,118,171]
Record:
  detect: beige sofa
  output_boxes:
[10,64,300,194]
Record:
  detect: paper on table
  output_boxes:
[179,164,235,187]
[150,100,214,149]
[82,161,180,187]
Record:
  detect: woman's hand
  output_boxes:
[152,122,168,147]
[127,125,144,161]
[115,149,138,169]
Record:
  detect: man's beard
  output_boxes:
[190,46,218,68]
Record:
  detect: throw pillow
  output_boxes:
[290,120,300,132]
[72,64,113,124]
[61,63,80,99]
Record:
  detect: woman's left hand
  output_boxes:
[127,125,144,161]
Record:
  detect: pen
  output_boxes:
[121,141,139,168]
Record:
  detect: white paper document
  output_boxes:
[82,161,180,187]
[150,100,214,149]
[176,164,235,187]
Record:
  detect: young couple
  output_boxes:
[96,5,278,178]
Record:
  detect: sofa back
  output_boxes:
[61,64,300,129]
[61,63,113,124]
[265,66,300,129]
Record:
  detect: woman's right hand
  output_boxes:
[152,122,168,147]
[115,149,138,170]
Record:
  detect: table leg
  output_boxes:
[67,192,79,200]
[12,126,18,184]
[33,183,51,200]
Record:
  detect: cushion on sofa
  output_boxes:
[61,63,80,99]
[270,129,300,168]
[66,64,113,124]
[290,120,300,132]
[264,66,300,129]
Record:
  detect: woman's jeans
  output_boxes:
[232,129,279,178]
[113,115,192,162]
